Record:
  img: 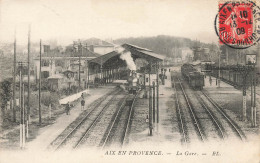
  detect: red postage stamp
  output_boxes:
[216,0,260,49]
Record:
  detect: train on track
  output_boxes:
[181,63,204,90]
[126,70,138,94]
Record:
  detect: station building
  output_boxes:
[87,43,165,86]
[33,43,164,91]
[34,45,100,91]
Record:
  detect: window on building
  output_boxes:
[42,60,50,67]
[41,71,49,78]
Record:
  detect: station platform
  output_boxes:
[26,86,116,150]
[204,75,260,106]
[127,69,259,149]
[127,69,183,148]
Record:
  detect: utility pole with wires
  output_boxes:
[19,62,22,148]
[148,63,153,136]
[13,28,17,122]
[156,62,159,124]
[22,83,25,147]
[79,42,82,91]
[18,62,25,149]
[218,50,221,88]
[39,40,42,126]
[27,25,31,138]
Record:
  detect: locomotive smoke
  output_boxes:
[117,47,137,71]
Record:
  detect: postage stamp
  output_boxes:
[215,0,260,49]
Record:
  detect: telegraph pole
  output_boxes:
[153,81,155,123]
[254,43,260,127]
[218,51,221,88]
[39,40,42,125]
[87,60,90,89]
[22,83,25,148]
[13,28,17,122]
[27,25,31,138]
[78,42,82,91]
[156,62,159,124]
[242,68,248,121]
[251,70,254,126]
[148,63,152,136]
[253,64,256,126]
[19,62,22,148]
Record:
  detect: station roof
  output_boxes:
[88,43,164,65]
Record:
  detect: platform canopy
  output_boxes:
[88,43,165,66]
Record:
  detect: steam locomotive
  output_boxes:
[181,64,204,90]
[126,70,139,94]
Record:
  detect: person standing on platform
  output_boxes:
[65,102,71,115]
[81,93,84,99]
[209,76,212,86]
[81,99,85,110]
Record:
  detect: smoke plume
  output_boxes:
[116,47,136,71]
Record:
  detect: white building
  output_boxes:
[181,48,193,62]
[34,47,100,90]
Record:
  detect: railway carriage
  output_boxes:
[188,72,204,90]
[181,64,204,90]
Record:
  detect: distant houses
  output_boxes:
[33,38,116,91]
[164,47,193,65]
[66,38,116,55]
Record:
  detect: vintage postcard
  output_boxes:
[0,0,259,162]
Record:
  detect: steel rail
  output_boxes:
[101,96,128,149]
[121,91,139,147]
[177,76,205,142]
[74,90,123,149]
[196,94,225,139]
[54,88,121,150]
[172,76,188,144]
[201,91,245,141]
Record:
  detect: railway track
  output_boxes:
[200,91,246,141]
[173,73,246,141]
[49,88,123,150]
[74,92,128,149]
[172,74,205,143]
[176,76,205,142]
[101,92,139,149]
[175,73,246,141]
[177,75,225,141]
[172,76,188,145]
[194,94,225,140]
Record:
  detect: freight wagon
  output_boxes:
[181,64,204,90]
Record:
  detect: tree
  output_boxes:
[0,79,12,122]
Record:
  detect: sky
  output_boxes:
[0,0,219,45]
